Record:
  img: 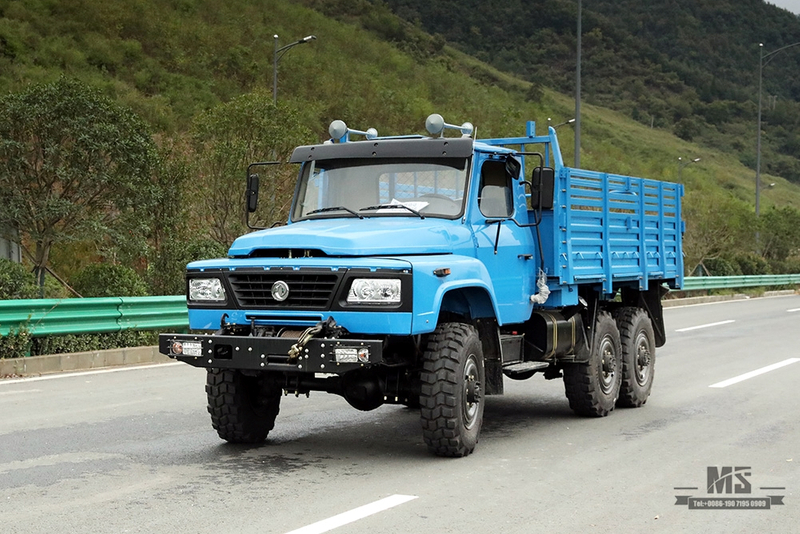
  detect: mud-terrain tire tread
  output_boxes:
[614,307,655,408]
[206,369,281,443]
[563,311,622,417]
[420,322,485,457]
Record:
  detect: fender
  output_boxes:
[402,254,506,334]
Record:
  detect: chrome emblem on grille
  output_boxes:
[271,280,290,302]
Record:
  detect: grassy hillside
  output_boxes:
[378,0,800,184]
[1,0,799,284]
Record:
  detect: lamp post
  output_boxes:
[757,182,776,215]
[574,0,582,168]
[677,156,700,181]
[756,41,800,216]
[273,34,316,104]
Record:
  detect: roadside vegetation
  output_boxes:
[1,0,799,357]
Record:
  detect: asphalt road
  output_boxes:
[1,295,798,533]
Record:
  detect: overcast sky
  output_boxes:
[768,0,800,14]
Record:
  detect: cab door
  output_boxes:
[471,156,536,324]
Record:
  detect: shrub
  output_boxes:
[71,263,149,297]
[769,257,800,275]
[0,325,32,359]
[30,330,158,356]
[702,257,741,276]
[733,253,771,276]
[0,259,38,299]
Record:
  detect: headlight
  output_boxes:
[347,278,401,304]
[189,278,226,302]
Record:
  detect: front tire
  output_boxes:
[420,323,485,457]
[615,307,655,407]
[206,369,281,443]
[563,311,622,417]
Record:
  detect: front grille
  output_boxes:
[227,270,342,309]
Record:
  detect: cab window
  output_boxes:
[478,160,513,218]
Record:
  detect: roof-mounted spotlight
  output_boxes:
[425,114,474,138]
[328,120,378,142]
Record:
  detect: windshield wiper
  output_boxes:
[306,206,364,219]
[359,204,425,219]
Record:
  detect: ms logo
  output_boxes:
[707,466,752,494]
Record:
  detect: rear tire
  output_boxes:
[206,369,281,443]
[615,307,655,407]
[563,311,622,417]
[420,323,485,457]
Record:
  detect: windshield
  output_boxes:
[292,158,469,221]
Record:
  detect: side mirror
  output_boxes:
[246,173,259,213]
[504,155,522,180]
[531,167,555,210]
[245,161,279,230]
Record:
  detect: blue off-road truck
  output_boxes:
[160,115,683,457]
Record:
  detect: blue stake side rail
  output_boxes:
[551,167,684,294]
[481,125,683,297]
[0,277,797,338]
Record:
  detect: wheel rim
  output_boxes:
[598,334,618,394]
[463,354,481,430]
[634,331,652,386]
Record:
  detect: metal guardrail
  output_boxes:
[1,274,798,337]
[681,274,800,291]
[0,296,187,337]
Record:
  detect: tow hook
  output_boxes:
[287,317,342,361]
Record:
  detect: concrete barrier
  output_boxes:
[0,346,171,378]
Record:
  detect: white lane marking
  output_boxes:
[284,494,418,534]
[709,358,800,388]
[0,362,182,386]
[788,308,800,313]
[675,319,735,332]
[0,389,41,396]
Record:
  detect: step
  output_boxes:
[503,361,549,373]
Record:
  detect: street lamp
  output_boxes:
[756,41,800,216]
[273,34,316,104]
[575,0,582,168]
[677,156,700,181]
[548,118,575,130]
[756,182,775,217]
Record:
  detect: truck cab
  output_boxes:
[160,114,683,457]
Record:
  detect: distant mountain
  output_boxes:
[2,0,799,278]
[376,0,800,183]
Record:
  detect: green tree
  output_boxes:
[682,191,753,275]
[148,238,228,295]
[759,206,800,264]
[673,117,701,142]
[190,92,314,246]
[0,78,158,292]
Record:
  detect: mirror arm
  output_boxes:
[485,175,548,273]
[515,151,545,171]
[245,161,280,230]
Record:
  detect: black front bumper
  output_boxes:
[158,333,384,373]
